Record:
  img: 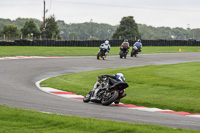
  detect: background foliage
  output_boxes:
[40,15,60,40]
[112,16,141,40]
[2,24,19,40]
[0,17,200,40]
[21,19,40,39]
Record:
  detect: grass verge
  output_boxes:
[0,46,199,57]
[41,62,200,113]
[0,105,199,133]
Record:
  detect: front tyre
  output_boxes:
[83,91,92,103]
[97,52,101,60]
[101,91,119,106]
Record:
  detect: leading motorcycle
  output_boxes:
[97,44,107,60]
[83,76,128,106]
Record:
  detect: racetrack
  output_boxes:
[0,52,200,130]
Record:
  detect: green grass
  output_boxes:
[0,105,199,133]
[41,62,200,113]
[0,46,199,57]
[1,46,200,132]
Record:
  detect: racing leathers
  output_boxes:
[133,41,142,52]
[120,41,130,54]
[100,43,111,57]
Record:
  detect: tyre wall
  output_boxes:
[0,40,199,47]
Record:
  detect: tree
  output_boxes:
[0,29,2,40]
[112,16,141,40]
[2,24,19,40]
[2,18,200,40]
[88,35,99,40]
[41,15,60,39]
[21,19,40,39]
[68,32,79,40]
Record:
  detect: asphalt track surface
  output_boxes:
[0,52,200,130]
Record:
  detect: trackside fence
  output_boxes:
[0,40,199,47]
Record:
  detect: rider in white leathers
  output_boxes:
[100,40,111,57]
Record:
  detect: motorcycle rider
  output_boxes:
[133,39,142,52]
[120,39,130,54]
[100,40,111,57]
[121,39,129,48]
[90,73,127,104]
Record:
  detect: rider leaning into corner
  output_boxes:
[133,39,142,52]
[91,73,127,104]
[100,40,111,57]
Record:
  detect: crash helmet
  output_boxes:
[137,39,141,42]
[116,73,126,82]
[124,39,128,42]
[105,40,109,44]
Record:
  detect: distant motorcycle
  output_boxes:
[131,46,141,57]
[97,44,107,60]
[119,44,129,59]
[83,76,128,106]
[131,46,139,57]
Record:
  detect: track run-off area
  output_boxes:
[0,52,200,130]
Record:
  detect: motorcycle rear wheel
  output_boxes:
[119,51,123,58]
[131,50,134,57]
[101,91,119,106]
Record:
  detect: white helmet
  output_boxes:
[116,73,125,82]
[116,73,124,77]
[105,40,109,44]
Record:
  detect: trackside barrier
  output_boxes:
[0,40,199,47]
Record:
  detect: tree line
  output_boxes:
[0,15,59,40]
[0,16,200,41]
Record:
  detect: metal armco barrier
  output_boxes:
[0,40,199,47]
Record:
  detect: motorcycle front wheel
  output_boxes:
[101,91,119,106]
[83,91,92,103]
[97,52,101,60]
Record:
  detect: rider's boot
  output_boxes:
[120,93,127,98]
[114,94,127,104]
[114,100,120,104]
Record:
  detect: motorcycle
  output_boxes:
[131,46,141,57]
[119,44,129,59]
[131,46,138,57]
[83,76,128,106]
[97,44,107,60]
